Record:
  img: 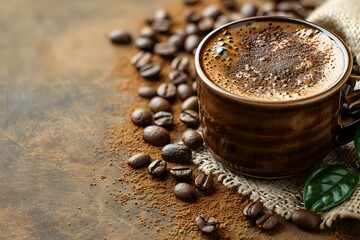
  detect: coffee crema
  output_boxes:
[200,20,345,101]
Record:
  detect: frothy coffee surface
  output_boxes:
[200,21,345,101]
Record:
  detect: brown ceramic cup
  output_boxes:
[195,17,359,178]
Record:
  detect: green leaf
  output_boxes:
[304,165,359,212]
[354,125,360,161]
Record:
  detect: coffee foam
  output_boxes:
[200,21,345,101]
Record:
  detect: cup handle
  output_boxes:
[335,74,360,146]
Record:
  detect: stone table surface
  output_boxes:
[1,0,359,239]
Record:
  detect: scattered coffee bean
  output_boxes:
[168,33,186,50]
[256,2,276,16]
[131,108,153,127]
[214,14,231,29]
[292,209,321,231]
[154,111,173,128]
[255,210,280,230]
[148,160,167,177]
[198,17,214,33]
[169,70,189,85]
[186,23,199,35]
[170,166,192,181]
[157,83,177,101]
[195,215,219,234]
[180,110,200,128]
[182,129,203,149]
[183,0,199,5]
[192,81,198,94]
[195,173,213,190]
[109,30,132,44]
[185,34,201,53]
[140,27,156,39]
[181,96,198,111]
[161,143,192,163]
[185,9,202,23]
[202,5,222,19]
[131,51,152,69]
[277,1,307,18]
[138,86,157,99]
[243,201,264,221]
[143,125,170,146]
[171,55,190,72]
[174,182,197,202]
[128,153,151,169]
[353,64,360,74]
[154,42,177,57]
[135,37,155,51]
[154,9,169,20]
[139,63,161,78]
[220,0,237,10]
[149,96,171,113]
[177,83,194,101]
[151,18,172,33]
[240,3,257,17]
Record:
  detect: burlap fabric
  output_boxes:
[192,0,360,229]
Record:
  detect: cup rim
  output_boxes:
[194,16,353,107]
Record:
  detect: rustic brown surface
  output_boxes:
[0,0,359,239]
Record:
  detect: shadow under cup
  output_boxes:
[195,17,354,179]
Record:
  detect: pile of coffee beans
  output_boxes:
[113,0,329,235]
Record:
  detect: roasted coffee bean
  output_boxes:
[255,210,280,230]
[183,0,199,5]
[186,23,199,35]
[180,110,199,128]
[131,51,152,69]
[277,1,307,18]
[195,215,219,234]
[148,160,167,177]
[256,2,276,16]
[243,201,264,220]
[154,42,177,57]
[182,129,203,149]
[154,9,169,20]
[149,96,171,113]
[228,12,244,22]
[181,96,198,112]
[198,17,214,33]
[143,125,170,146]
[157,83,177,101]
[109,30,132,44]
[131,108,153,127]
[154,111,173,128]
[138,86,157,99]
[140,27,156,39]
[169,70,189,85]
[292,209,321,231]
[353,64,360,74]
[214,15,231,29]
[185,10,202,23]
[174,182,197,202]
[151,18,172,33]
[220,0,237,10]
[185,34,200,53]
[135,37,155,51]
[139,63,161,78]
[177,83,194,101]
[128,153,151,169]
[170,166,192,181]
[240,3,257,17]
[168,34,186,50]
[202,5,222,19]
[171,55,190,72]
[195,173,213,190]
[192,81,198,94]
[161,143,192,163]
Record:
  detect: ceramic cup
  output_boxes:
[195,17,359,178]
